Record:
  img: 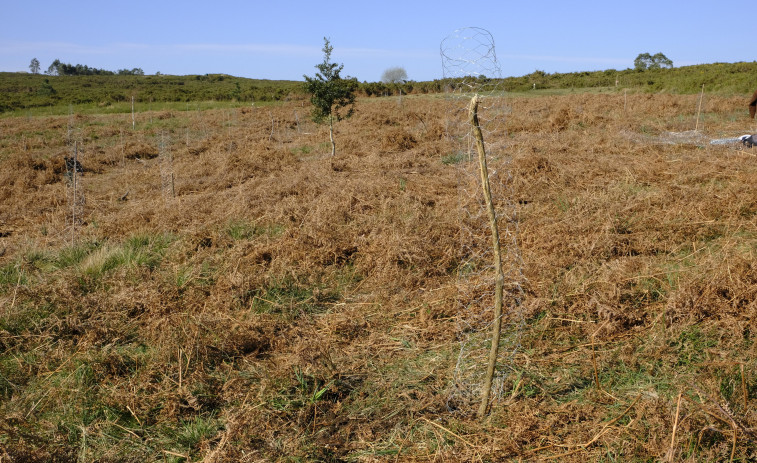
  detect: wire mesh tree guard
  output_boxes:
[65,136,85,246]
[441,27,526,417]
[158,132,175,201]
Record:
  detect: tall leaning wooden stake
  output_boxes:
[469,94,505,419]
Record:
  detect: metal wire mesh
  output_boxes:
[158,132,175,201]
[65,136,85,245]
[441,27,527,413]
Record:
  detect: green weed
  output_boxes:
[555,196,571,212]
[673,326,717,368]
[290,145,313,156]
[55,241,99,269]
[441,152,466,165]
[225,220,284,241]
[173,265,194,290]
[166,414,221,452]
[0,262,25,289]
[75,233,174,291]
[250,277,337,317]
[0,302,55,337]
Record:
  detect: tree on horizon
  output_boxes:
[29,58,40,74]
[634,52,673,71]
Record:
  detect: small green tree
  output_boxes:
[304,37,357,156]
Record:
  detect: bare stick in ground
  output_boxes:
[664,392,683,462]
[469,94,505,419]
[695,84,705,131]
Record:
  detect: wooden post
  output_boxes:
[695,84,705,131]
[469,94,505,419]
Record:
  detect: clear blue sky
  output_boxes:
[1,0,754,82]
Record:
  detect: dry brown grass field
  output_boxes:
[2,91,757,461]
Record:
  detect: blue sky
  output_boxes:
[1,0,754,82]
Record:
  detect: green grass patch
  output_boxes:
[268,367,337,413]
[225,219,284,241]
[0,261,26,289]
[619,276,667,308]
[75,233,174,292]
[290,145,313,156]
[250,277,337,317]
[555,196,572,213]
[0,302,56,338]
[672,326,718,368]
[0,349,41,399]
[171,257,218,293]
[441,152,466,165]
[158,414,221,458]
[55,241,100,269]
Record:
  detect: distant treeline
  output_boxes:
[370,61,757,96]
[2,61,756,113]
[46,59,145,76]
[0,73,304,112]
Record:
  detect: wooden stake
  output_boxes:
[329,114,336,156]
[469,94,505,420]
[695,84,705,131]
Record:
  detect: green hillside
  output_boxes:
[2,60,756,113]
[504,61,757,94]
[0,73,302,113]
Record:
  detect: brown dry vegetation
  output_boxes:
[1,92,757,461]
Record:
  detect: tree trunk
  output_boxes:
[329,114,336,156]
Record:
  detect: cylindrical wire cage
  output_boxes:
[440,27,527,414]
